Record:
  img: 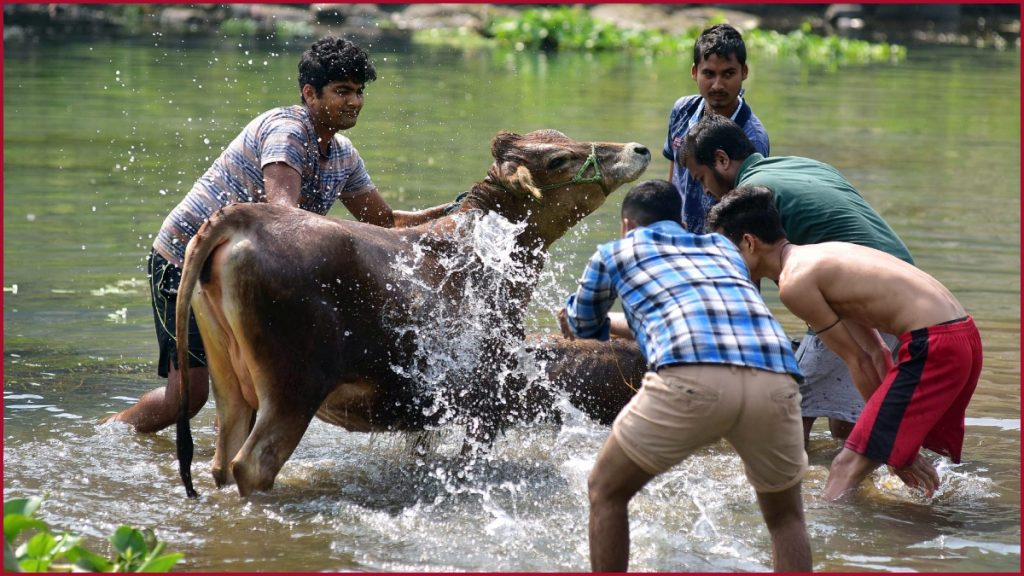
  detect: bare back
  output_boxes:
[779,242,965,336]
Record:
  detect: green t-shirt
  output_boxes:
[735,153,914,264]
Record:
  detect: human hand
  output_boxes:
[889,452,939,496]
[556,307,575,340]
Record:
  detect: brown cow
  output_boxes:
[175,129,650,497]
[524,336,646,425]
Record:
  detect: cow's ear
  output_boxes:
[497,160,543,201]
[491,131,522,160]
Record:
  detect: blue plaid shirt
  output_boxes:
[564,221,801,380]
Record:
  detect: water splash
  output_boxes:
[383,209,559,460]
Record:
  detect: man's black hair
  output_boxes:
[693,23,747,67]
[679,113,756,169]
[621,180,682,227]
[707,184,787,245]
[298,36,377,103]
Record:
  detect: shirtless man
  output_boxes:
[708,185,982,500]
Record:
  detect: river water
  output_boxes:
[3,36,1020,571]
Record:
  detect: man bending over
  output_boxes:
[708,185,981,500]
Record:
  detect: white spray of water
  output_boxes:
[383,209,558,455]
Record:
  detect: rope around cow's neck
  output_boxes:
[443,190,470,215]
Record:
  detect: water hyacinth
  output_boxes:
[482,7,906,67]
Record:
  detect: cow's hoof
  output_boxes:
[231,460,273,497]
[212,466,233,488]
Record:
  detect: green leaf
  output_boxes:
[65,545,113,572]
[23,531,57,560]
[136,553,184,573]
[4,497,48,543]
[4,514,49,543]
[49,532,81,557]
[3,498,43,519]
[110,526,147,556]
[18,557,50,572]
[4,498,186,572]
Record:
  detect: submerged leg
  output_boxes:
[230,406,315,496]
[228,370,320,496]
[205,347,254,488]
[587,434,653,572]
[755,483,812,572]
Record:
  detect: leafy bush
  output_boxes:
[3,497,183,573]
[274,19,315,41]
[219,17,258,38]
[484,7,906,66]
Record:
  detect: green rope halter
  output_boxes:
[537,143,609,196]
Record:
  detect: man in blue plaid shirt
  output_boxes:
[559,179,811,572]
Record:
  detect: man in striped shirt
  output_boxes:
[559,180,811,572]
[108,37,451,433]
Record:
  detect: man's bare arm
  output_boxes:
[392,203,453,228]
[817,325,884,400]
[341,190,451,228]
[607,312,634,340]
[844,320,894,383]
[340,189,395,227]
[262,162,303,206]
[781,280,882,401]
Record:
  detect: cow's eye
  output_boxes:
[547,156,568,170]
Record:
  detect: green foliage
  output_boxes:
[3,497,184,573]
[273,19,315,41]
[219,17,258,38]
[744,27,907,70]
[484,7,906,67]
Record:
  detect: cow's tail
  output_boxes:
[174,209,234,499]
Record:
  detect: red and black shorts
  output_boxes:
[845,316,982,468]
[148,249,207,377]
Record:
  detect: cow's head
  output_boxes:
[483,130,650,248]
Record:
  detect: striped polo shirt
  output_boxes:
[154,104,376,266]
[564,220,802,380]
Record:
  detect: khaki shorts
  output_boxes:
[612,364,808,493]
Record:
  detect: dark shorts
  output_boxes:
[844,317,982,467]
[148,249,207,377]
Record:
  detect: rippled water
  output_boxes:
[4,37,1020,571]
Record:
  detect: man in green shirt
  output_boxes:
[680,113,914,444]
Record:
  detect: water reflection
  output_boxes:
[3,39,1020,572]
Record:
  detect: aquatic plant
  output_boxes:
[745,23,907,69]
[273,19,315,41]
[3,497,183,573]
[218,17,258,38]
[480,7,906,65]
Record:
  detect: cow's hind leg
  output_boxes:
[194,298,256,489]
[229,377,318,496]
[208,373,255,488]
